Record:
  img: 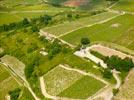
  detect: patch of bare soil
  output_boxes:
[63,0,89,7]
[110,23,121,28]
[89,45,134,61]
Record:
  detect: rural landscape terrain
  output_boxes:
[0,0,134,100]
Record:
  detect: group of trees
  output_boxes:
[0,14,52,32]
[104,55,134,72]
[46,39,70,59]
[9,88,21,100]
[0,18,30,32]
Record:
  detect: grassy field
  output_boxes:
[59,76,105,99]
[39,52,102,77]
[0,13,23,25]
[43,12,118,36]
[0,3,73,25]
[0,12,45,25]
[111,0,134,12]
[61,14,134,51]
[43,65,83,95]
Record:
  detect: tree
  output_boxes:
[31,25,39,32]
[67,13,72,21]
[81,37,90,45]
[22,18,30,26]
[102,68,112,79]
[113,88,119,96]
[40,15,52,25]
[104,55,134,72]
[9,88,21,100]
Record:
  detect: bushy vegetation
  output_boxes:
[9,88,21,100]
[112,88,119,96]
[101,68,113,79]
[104,55,134,72]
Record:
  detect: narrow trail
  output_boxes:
[39,30,75,48]
[5,95,10,100]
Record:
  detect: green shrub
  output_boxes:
[9,88,21,100]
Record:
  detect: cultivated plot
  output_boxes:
[43,65,106,99]
[111,0,134,12]
[42,12,118,36]
[1,55,25,79]
[61,14,134,51]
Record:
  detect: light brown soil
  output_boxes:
[90,45,134,61]
[63,0,89,7]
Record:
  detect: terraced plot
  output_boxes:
[61,14,134,51]
[43,12,118,36]
[43,65,106,99]
[1,55,25,79]
[111,0,134,12]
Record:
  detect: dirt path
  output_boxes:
[107,1,119,9]
[5,95,10,100]
[39,77,57,100]
[39,30,75,48]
